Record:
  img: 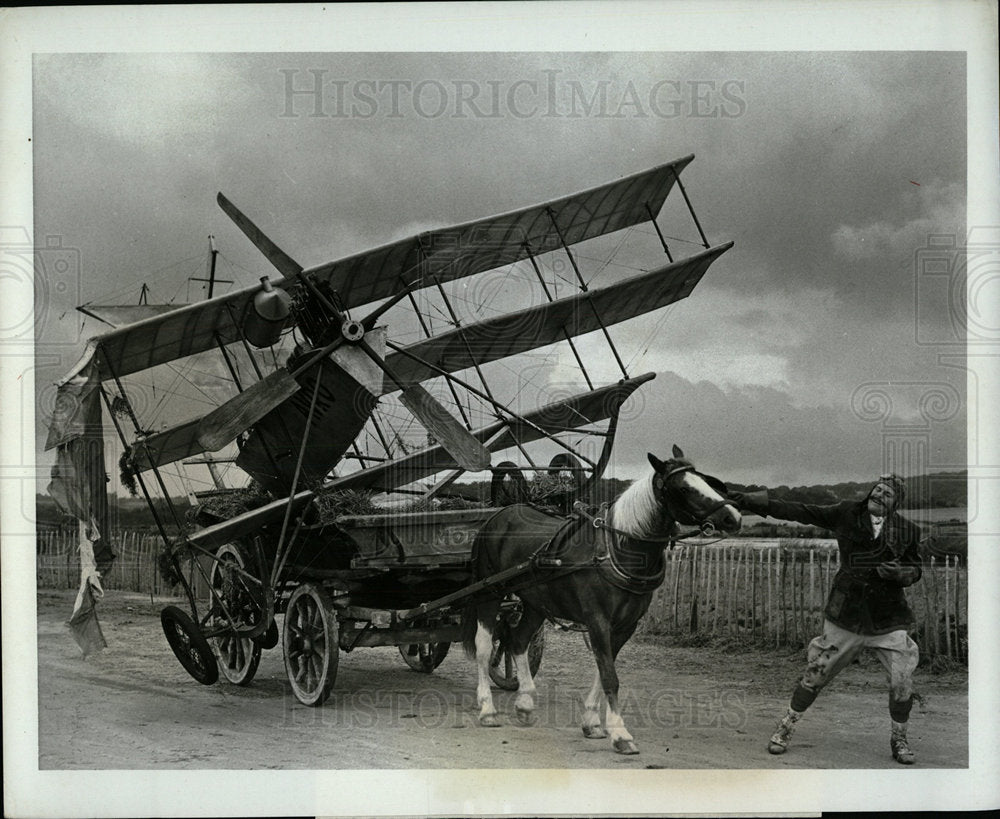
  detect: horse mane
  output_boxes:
[609,473,671,539]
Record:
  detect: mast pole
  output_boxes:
[545,207,629,380]
[208,235,219,299]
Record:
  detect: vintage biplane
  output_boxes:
[46,154,733,706]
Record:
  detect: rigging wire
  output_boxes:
[80,252,207,307]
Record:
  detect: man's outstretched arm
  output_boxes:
[728,489,842,531]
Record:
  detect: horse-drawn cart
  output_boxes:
[165,503,549,706]
[49,154,738,749]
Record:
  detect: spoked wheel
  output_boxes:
[161,605,219,685]
[398,641,451,673]
[489,622,544,691]
[208,542,264,685]
[283,582,339,707]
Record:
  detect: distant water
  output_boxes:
[899,507,968,525]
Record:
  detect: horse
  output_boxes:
[461,445,741,754]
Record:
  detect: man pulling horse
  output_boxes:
[462,446,742,754]
[729,473,924,765]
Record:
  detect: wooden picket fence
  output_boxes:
[638,539,967,661]
[36,529,174,596]
[37,531,967,662]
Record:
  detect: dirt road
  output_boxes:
[37,589,967,770]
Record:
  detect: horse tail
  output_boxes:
[461,506,514,659]
[460,601,480,659]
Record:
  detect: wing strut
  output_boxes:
[523,240,594,391]
[671,166,710,249]
[644,203,674,262]
[384,339,597,470]
[545,207,629,380]
[405,252,474,430]
[428,270,539,471]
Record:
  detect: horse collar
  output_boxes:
[594,510,668,595]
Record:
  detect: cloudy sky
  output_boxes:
[31,50,969,488]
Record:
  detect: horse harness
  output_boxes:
[530,467,732,594]
[476,459,732,601]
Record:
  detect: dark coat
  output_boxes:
[741,492,923,635]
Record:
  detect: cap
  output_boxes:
[876,473,906,503]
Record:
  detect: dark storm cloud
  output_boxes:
[32,51,967,482]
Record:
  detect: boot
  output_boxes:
[890,720,915,765]
[768,708,802,755]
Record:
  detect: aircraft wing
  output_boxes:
[305,155,695,308]
[60,287,262,384]
[382,242,732,389]
[60,155,696,384]
[182,373,654,552]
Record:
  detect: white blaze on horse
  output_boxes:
[462,445,741,754]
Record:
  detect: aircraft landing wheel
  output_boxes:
[283,582,339,707]
[161,606,219,686]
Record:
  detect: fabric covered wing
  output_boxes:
[304,155,694,308]
[382,243,732,388]
[62,156,695,384]
[62,288,262,384]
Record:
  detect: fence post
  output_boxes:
[670,546,681,632]
[767,547,775,648]
[955,560,964,661]
[688,544,698,632]
[944,556,952,659]
[809,549,816,635]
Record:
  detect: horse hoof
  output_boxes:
[582,725,608,739]
[480,714,501,728]
[613,738,640,755]
[516,707,537,726]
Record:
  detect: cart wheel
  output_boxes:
[398,641,451,672]
[283,583,339,706]
[209,543,263,686]
[161,605,219,685]
[491,461,529,506]
[489,625,544,691]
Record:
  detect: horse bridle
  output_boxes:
[654,462,733,536]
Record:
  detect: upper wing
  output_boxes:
[59,287,262,384]
[304,155,694,308]
[61,155,695,384]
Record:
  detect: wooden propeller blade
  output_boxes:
[397,384,492,472]
[217,192,303,278]
[355,339,490,472]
